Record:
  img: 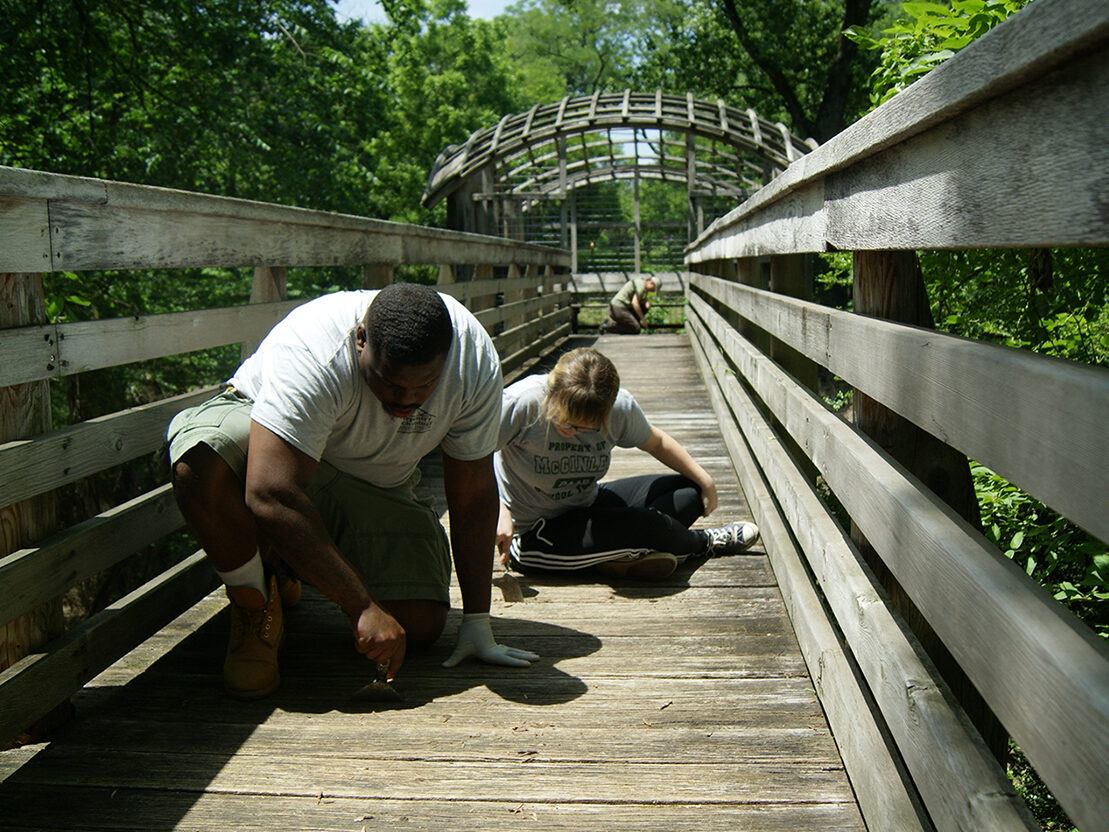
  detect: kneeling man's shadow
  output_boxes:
[274,590,601,713]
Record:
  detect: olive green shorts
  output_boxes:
[166,389,451,604]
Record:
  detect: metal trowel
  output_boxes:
[352,662,402,703]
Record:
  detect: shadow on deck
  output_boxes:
[0,334,864,831]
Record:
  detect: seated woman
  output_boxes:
[494,347,759,580]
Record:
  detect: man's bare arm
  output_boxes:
[244,421,407,674]
[441,451,499,614]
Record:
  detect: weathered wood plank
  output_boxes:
[688,0,1109,258]
[474,290,571,329]
[0,166,570,272]
[0,789,866,832]
[689,293,1109,830]
[494,307,575,359]
[5,752,858,804]
[74,670,829,733]
[0,199,49,273]
[0,272,66,749]
[500,319,574,379]
[0,302,303,387]
[41,716,845,765]
[0,334,863,832]
[0,485,183,626]
[0,553,217,745]
[688,324,932,832]
[0,386,214,509]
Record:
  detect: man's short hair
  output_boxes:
[364,283,452,366]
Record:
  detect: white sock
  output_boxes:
[216,551,268,598]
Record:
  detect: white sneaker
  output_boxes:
[706,521,760,555]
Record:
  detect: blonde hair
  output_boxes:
[543,348,620,432]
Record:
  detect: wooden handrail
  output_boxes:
[0,166,574,748]
[682,2,1109,829]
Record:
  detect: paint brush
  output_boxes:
[352,662,402,703]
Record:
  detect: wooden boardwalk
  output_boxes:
[0,333,864,831]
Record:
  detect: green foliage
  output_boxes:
[974,463,1108,640]
[0,0,386,211]
[633,0,883,141]
[368,0,529,221]
[846,0,1030,109]
[1007,743,1078,832]
[924,248,1109,366]
[822,384,853,414]
[504,0,683,97]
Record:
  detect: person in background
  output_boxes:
[494,347,760,580]
[600,275,657,334]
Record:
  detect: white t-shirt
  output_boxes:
[230,290,502,488]
[494,373,651,527]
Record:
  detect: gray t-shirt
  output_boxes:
[230,290,502,488]
[494,373,651,527]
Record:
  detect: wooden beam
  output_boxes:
[0,485,183,626]
[852,249,1004,763]
[474,290,570,330]
[689,0,1109,257]
[362,263,392,289]
[0,387,215,509]
[241,265,287,361]
[0,300,303,388]
[0,552,217,748]
[0,167,570,273]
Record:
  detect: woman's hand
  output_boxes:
[700,477,719,516]
[495,501,515,566]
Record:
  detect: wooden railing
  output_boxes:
[0,167,572,745]
[684,1,1108,831]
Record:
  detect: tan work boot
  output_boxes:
[276,573,302,607]
[224,574,282,699]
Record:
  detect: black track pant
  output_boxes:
[510,474,711,572]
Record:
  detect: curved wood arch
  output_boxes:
[422,90,816,208]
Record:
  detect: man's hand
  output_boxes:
[352,603,407,680]
[442,612,539,668]
[495,502,515,566]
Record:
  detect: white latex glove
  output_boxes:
[441,612,539,668]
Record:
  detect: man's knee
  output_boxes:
[382,599,448,649]
[172,444,241,516]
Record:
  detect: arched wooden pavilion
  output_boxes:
[422,91,816,273]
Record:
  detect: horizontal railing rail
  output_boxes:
[683,1,1109,831]
[0,165,572,746]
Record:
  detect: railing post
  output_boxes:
[851,249,1007,763]
[504,263,524,334]
[735,256,771,354]
[362,263,393,289]
[769,255,817,392]
[0,272,67,747]
[241,266,287,361]
[472,263,496,317]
